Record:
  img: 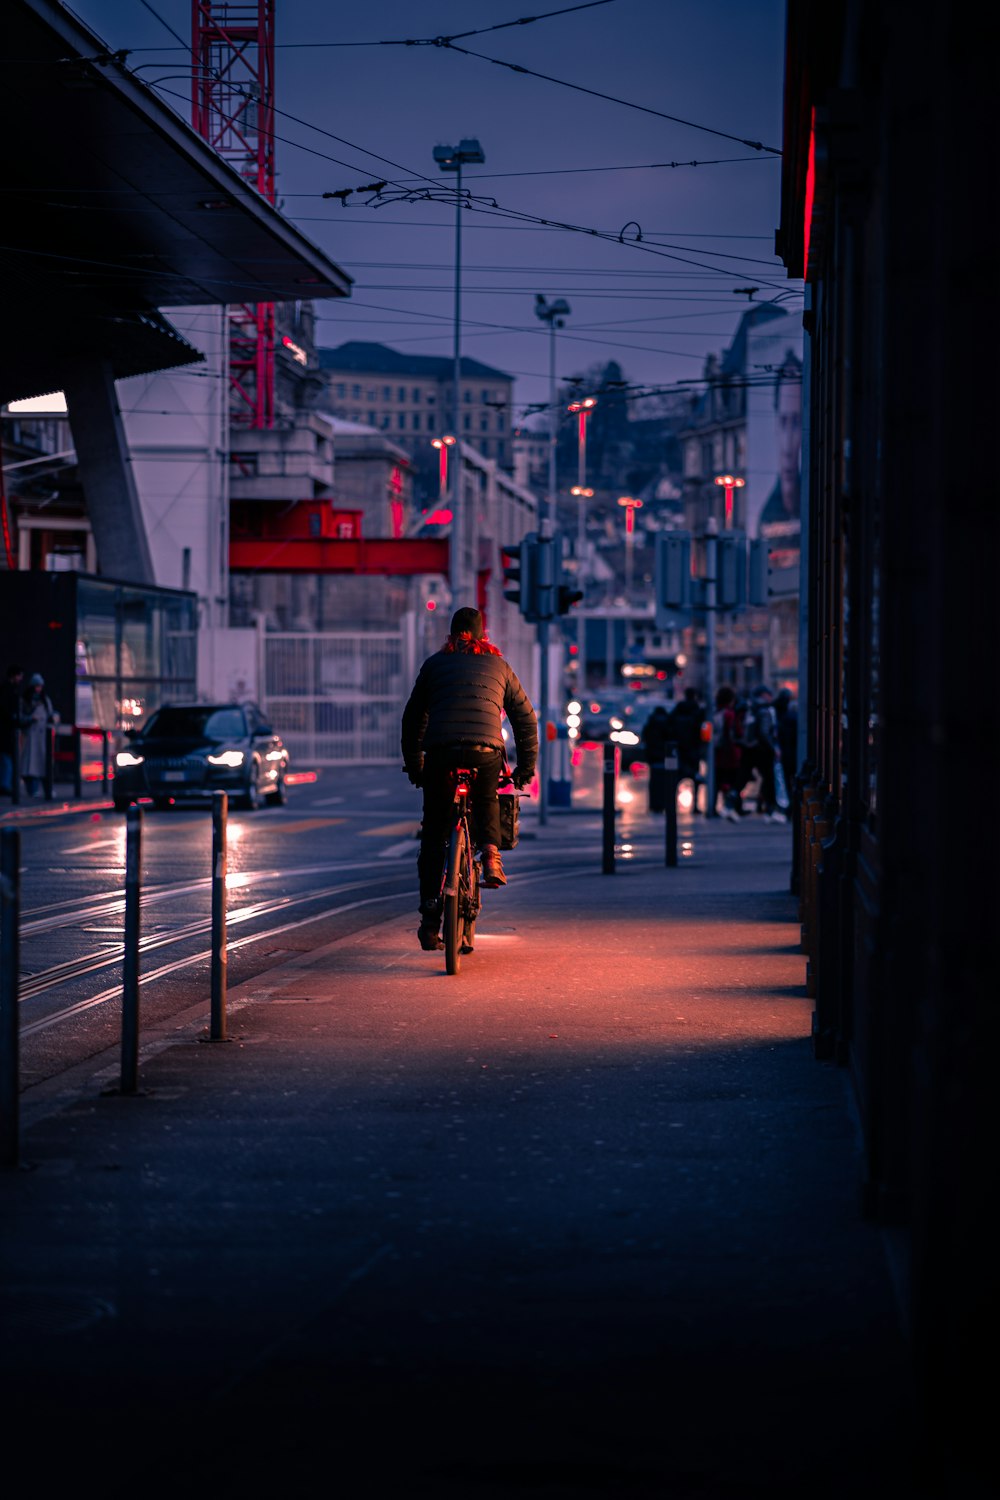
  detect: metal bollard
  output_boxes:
[73,726,83,800]
[120,805,143,1094]
[602,740,616,875]
[11,728,21,806]
[210,791,228,1041]
[664,741,679,868]
[44,724,55,801]
[1,829,21,1169]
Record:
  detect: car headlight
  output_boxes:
[207,750,246,768]
[116,751,144,768]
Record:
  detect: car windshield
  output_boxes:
[143,707,246,740]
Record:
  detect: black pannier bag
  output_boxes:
[498,790,519,850]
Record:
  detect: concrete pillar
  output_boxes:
[63,359,154,583]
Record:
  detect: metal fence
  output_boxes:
[262,631,407,765]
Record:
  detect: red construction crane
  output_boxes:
[191,0,276,429]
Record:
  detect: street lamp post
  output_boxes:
[533,294,571,828]
[713,472,745,529]
[431,434,456,499]
[434,138,485,605]
[568,396,596,581]
[617,496,643,602]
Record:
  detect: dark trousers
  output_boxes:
[417,746,503,911]
[749,742,777,812]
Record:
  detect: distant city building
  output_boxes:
[317,341,514,471]
[677,303,801,694]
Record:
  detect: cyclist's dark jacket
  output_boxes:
[401,648,537,776]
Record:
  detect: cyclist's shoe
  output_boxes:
[480,844,507,888]
[417,921,444,951]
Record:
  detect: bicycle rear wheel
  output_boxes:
[443,822,465,975]
[461,859,480,954]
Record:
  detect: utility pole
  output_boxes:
[433,138,485,606]
[533,296,570,826]
[704,523,718,818]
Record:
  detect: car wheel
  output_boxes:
[269,774,287,807]
[240,766,262,811]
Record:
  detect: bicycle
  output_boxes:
[435,765,483,975]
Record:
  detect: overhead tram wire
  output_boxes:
[126,1,622,52]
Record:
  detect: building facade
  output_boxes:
[318,342,514,472]
[778,3,993,1488]
[676,305,802,696]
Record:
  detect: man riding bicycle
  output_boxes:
[401,606,538,952]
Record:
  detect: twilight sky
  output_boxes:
[69,0,799,421]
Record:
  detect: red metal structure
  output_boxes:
[191,0,276,429]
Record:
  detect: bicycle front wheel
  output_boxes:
[443,822,465,975]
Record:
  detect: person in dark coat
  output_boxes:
[401,606,538,951]
[669,687,705,812]
[774,688,798,780]
[640,704,673,812]
[20,672,58,798]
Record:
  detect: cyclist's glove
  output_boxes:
[511,768,533,790]
[404,760,423,788]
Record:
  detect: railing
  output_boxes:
[6,724,116,805]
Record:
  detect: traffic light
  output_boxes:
[501,534,539,622]
[655,532,691,626]
[716,530,747,610]
[748,537,768,606]
[557,583,584,615]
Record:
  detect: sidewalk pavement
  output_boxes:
[0,805,919,1499]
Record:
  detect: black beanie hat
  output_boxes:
[450,607,484,639]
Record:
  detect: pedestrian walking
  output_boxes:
[713,685,746,820]
[401,607,537,952]
[0,663,26,797]
[640,703,673,812]
[744,685,786,821]
[774,688,798,779]
[669,686,705,812]
[20,672,58,797]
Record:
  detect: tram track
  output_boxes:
[18,858,599,1038]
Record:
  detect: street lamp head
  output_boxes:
[535,294,571,326]
[713,473,745,488]
[571,486,594,497]
[431,434,456,449]
[567,397,597,414]
[433,139,485,171]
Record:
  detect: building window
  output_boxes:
[463,414,471,431]
[368,412,376,426]
[463,390,471,403]
[335,382,346,398]
[701,441,712,477]
[427,392,435,406]
[496,414,505,432]
[481,389,490,403]
[412,388,420,402]
[398,386,406,402]
[382,386,391,401]
[480,416,488,432]
[398,414,406,429]
[427,413,436,432]
[413,413,421,430]
[381,414,390,429]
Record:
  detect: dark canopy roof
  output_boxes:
[1,0,352,404]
